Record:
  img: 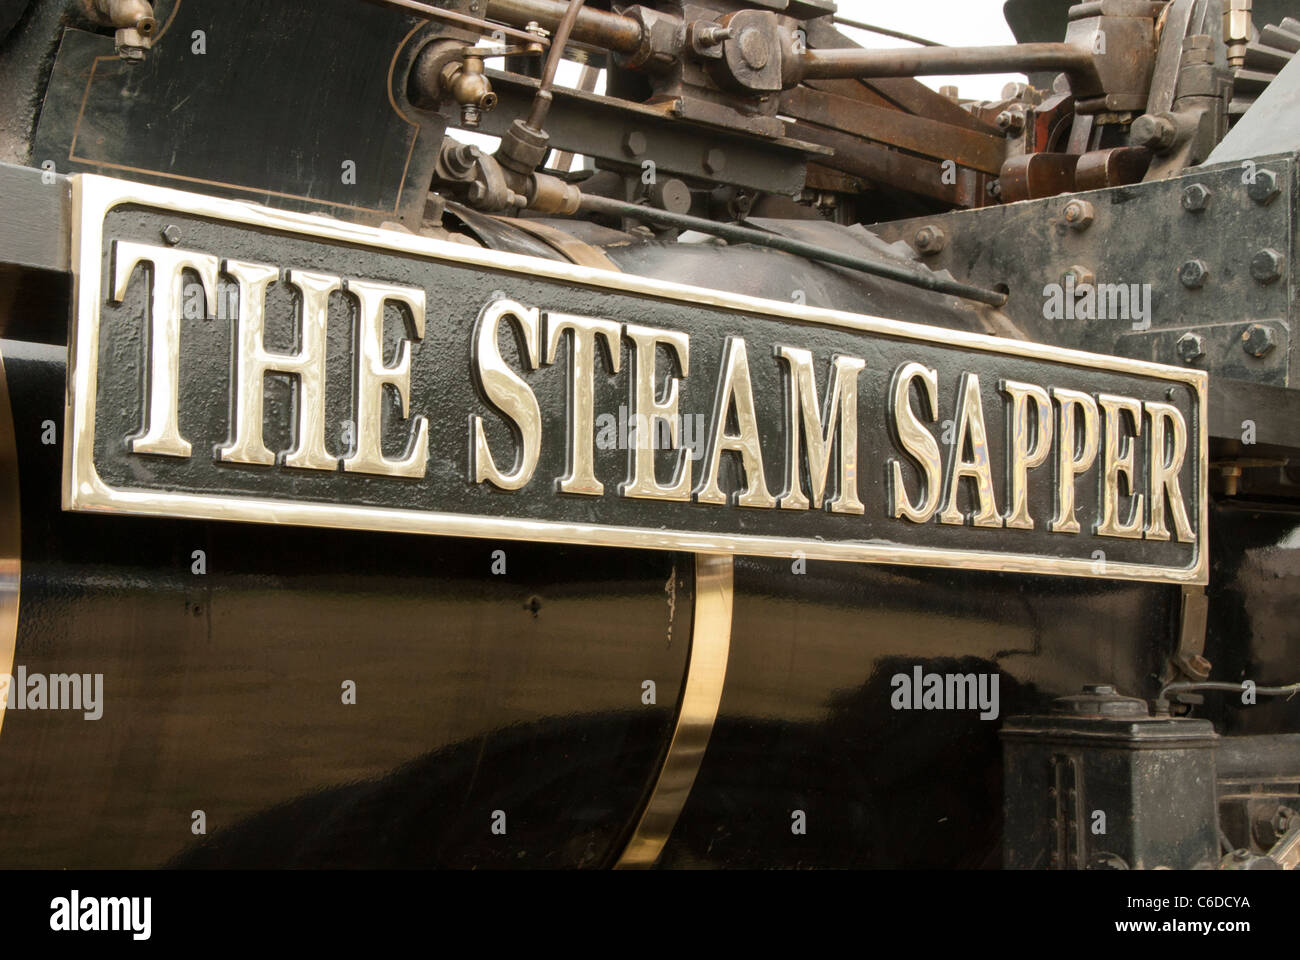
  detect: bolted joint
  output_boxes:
[913,224,948,255]
[622,130,647,157]
[995,107,1026,134]
[526,173,581,215]
[1062,199,1094,230]
[1250,248,1284,285]
[1063,264,1095,288]
[1130,113,1178,152]
[1242,323,1276,358]
[1247,168,1280,205]
[1181,182,1212,212]
[1179,258,1209,288]
[497,118,551,177]
[1176,332,1206,364]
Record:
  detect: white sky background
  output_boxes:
[831,0,1027,102]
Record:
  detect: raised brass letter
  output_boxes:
[774,346,865,515]
[622,323,691,501]
[1002,380,1052,530]
[888,362,942,523]
[696,337,776,508]
[1145,400,1195,542]
[471,298,543,491]
[112,240,219,458]
[939,373,1002,527]
[1096,393,1144,539]
[220,263,338,471]
[1049,387,1099,534]
[546,312,622,496]
[342,278,429,479]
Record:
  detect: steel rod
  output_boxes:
[486,0,642,54]
[577,194,1009,307]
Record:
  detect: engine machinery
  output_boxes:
[0,0,1299,869]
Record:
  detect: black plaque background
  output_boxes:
[87,202,1202,571]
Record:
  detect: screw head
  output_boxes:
[704,147,726,174]
[1063,264,1095,288]
[1177,332,1206,363]
[1251,247,1284,284]
[1242,323,1276,358]
[622,130,647,157]
[160,224,182,245]
[1063,199,1094,230]
[913,224,948,255]
[1131,113,1176,151]
[1181,183,1212,211]
[1247,169,1280,205]
[1179,258,1209,288]
[995,108,1025,133]
[986,179,1002,199]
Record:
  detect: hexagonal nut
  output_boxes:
[913,224,948,255]
[1247,168,1280,205]
[1242,323,1276,358]
[160,224,182,246]
[1181,183,1212,212]
[1179,258,1209,288]
[1062,199,1094,230]
[622,130,647,158]
[1063,265,1095,288]
[1250,247,1284,284]
[1131,113,1177,151]
[1176,332,1206,363]
[995,108,1025,134]
[704,147,726,174]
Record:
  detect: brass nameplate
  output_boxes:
[66,174,1208,583]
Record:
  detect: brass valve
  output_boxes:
[443,54,498,129]
[79,0,156,62]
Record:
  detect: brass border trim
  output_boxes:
[615,554,733,869]
[65,174,1209,585]
[0,342,21,738]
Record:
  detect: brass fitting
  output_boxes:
[79,0,156,62]
[1223,0,1252,69]
[445,54,498,128]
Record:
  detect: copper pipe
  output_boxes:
[527,0,587,128]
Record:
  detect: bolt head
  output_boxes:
[1242,323,1276,358]
[704,147,726,174]
[622,131,647,157]
[1247,169,1280,204]
[995,108,1025,133]
[1181,183,1212,211]
[160,224,182,245]
[1251,247,1284,284]
[1063,265,1095,288]
[1179,258,1209,288]
[1131,113,1176,151]
[913,225,947,254]
[1176,332,1206,363]
[1063,199,1094,229]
